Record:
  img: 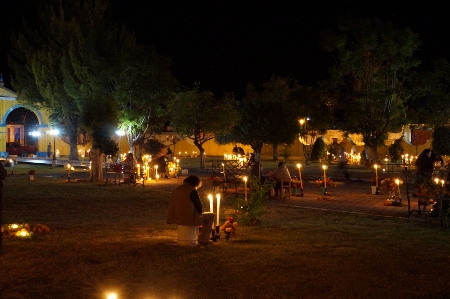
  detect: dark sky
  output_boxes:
[2,0,450,96]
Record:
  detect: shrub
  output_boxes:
[310,137,327,162]
[233,178,272,226]
[388,138,404,162]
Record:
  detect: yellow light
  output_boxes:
[322,165,327,170]
[243,176,247,182]
[297,163,301,169]
[435,178,439,184]
[107,293,117,299]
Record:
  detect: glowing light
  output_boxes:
[107,293,117,299]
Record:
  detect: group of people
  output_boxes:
[121,148,173,182]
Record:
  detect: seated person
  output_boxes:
[274,162,291,196]
[123,153,137,183]
[167,175,214,245]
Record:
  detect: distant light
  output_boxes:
[29,131,41,137]
[107,293,117,299]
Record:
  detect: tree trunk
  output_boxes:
[272,144,278,160]
[69,124,79,161]
[89,148,104,182]
[199,147,205,169]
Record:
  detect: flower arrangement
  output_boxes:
[291,176,302,188]
[1,223,50,239]
[380,178,397,193]
[315,178,334,187]
[220,216,238,240]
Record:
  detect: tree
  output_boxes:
[406,59,450,128]
[321,16,421,160]
[291,86,334,163]
[432,126,450,156]
[9,0,135,182]
[112,45,177,157]
[219,83,277,163]
[168,86,238,169]
[259,76,300,160]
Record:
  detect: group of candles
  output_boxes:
[208,194,221,228]
[223,154,248,166]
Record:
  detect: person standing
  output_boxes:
[167,175,214,245]
[415,149,434,179]
[47,143,52,158]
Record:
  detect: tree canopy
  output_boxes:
[321,16,421,159]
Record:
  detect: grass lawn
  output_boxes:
[0,163,449,299]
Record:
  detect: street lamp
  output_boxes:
[115,129,125,162]
[48,129,59,166]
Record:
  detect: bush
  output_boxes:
[388,138,404,162]
[310,137,327,162]
[233,178,272,226]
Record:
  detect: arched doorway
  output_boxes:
[5,107,39,156]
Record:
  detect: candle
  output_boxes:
[216,193,221,225]
[67,164,71,182]
[137,164,140,176]
[208,194,213,213]
[396,179,400,195]
[244,176,248,200]
[374,164,378,187]
[297,163,302,184]
[322,165,327,188]
[222,163,225,175]
[155,165,158,178]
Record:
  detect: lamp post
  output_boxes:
[48,129,59,167]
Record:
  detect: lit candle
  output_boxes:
[208,194,213,213]
[155,165,158,178]
[67,163,71,182]
[216,193,221,225]
[322,165,327,188]
[137,164,140,176]
[396,179,400,196]
[244,176,248,200]
[374,164,378,188]
[297,163,302,183]
[222,163,225,175]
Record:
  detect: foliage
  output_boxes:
[406,59,450,128]
[9,0,135,162]
[432,126,450,156]
[321,16,421,160]
[257,76,301,160]
[310,137,327,161]
[168,86,238,169]
[112,45,177,154]
[414,176,440,199]
[142,139,165,156]
[233,178,271,226]
[388,138,404,162]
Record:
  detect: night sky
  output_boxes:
[1,0,450,96]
